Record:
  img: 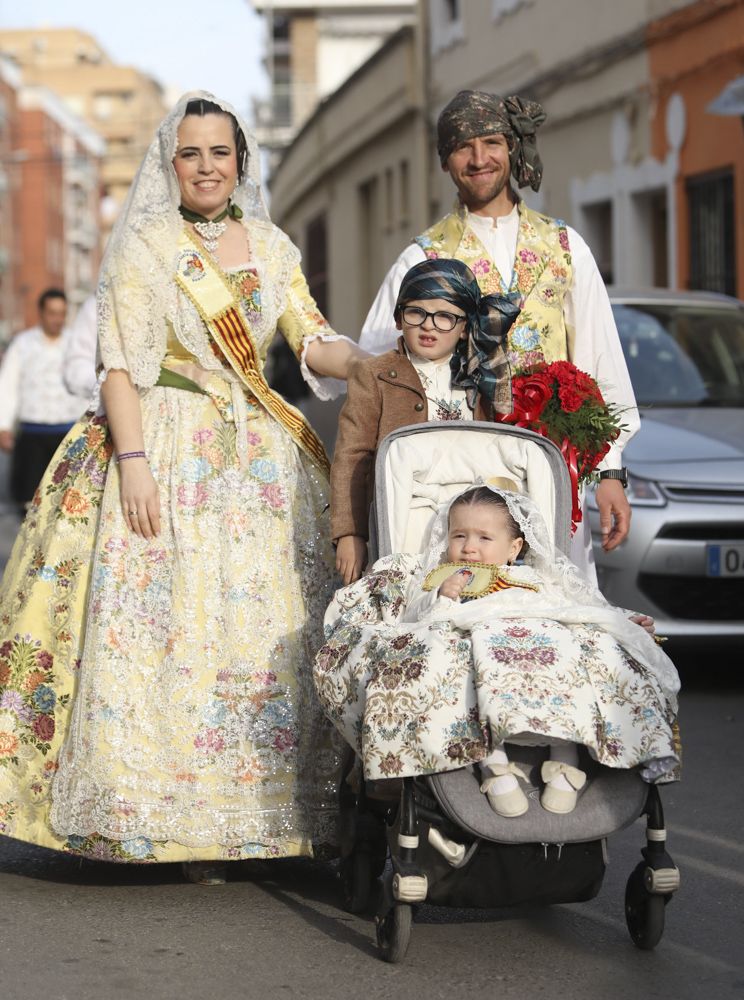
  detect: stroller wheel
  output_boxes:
[341,850,374,914]
[376,903,412,963]
[625,863,665,950]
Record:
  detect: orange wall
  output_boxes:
[649,0,744,296]
[15,108,65,328]
[0,77,21,337]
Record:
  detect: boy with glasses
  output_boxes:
[331,258,518,584]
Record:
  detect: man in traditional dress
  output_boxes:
[359,90,639,573]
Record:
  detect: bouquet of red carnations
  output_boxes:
[495,360,626,530]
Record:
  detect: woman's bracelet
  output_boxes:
[116,450,147,463]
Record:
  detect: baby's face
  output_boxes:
[446,503,523,565]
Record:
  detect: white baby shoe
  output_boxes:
[540,760,587,814]
[480,762,530,818]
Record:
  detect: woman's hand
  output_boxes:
[119,458,160,539]
[336,535,367,585]
[438,568,473,601]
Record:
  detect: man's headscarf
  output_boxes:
[395,259,520,415]
[437,90,546,192]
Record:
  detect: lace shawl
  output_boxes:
[97,91,300,387]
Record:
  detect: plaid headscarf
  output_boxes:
[395,259,520,415]
[437,90,546,192]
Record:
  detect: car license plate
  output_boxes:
[706,543,744,577]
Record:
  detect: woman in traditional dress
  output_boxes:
[0,92,359,883]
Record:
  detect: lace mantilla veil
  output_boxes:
[415,483,680,705]
[96,91,300,388]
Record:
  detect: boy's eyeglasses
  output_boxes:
[401,306,467,333]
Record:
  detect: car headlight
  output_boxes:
[585,474,667,509]
[626,473,666,507]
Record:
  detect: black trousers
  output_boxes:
[10,428,69,507]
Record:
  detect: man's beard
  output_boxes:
[457,169,510,210]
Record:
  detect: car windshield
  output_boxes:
[611,302,744,407]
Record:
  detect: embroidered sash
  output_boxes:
[174,233,330,477]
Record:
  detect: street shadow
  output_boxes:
[0,837,183,886]
[0,838,346,900]
[250,875,378,957]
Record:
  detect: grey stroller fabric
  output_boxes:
[429,746,648,845]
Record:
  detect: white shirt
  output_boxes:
[0,326,86,429]
[360,204,639,470]
[64,295,99,399]
[404,345,472,422]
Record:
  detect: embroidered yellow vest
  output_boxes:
[415,202,573,373]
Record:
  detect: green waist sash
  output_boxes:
[155,367,207,395]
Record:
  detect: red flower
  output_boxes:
[379,753,404,776]
[558,385,585,412]
[33,714,55,741]
[36,650,54,671]
[496,360,626,532]
[272,727,297,752]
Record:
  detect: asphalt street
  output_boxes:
[0,453,742,1000]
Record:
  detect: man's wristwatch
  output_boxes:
[599,468,629,489]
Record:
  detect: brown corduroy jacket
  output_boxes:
[331,337,488,541]
[331,338,428,542]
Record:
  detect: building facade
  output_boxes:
[250,0,415,166]
[648,0,744,297]
[264,0,743,340]
[0,28,166,246]
[0,59,21,345]
[424,0,697,289]
[268,24,429,334]
[0,53,104,336]
[12,85,104,329]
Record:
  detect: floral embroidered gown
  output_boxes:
[0,265,342,863]
[314,555,680,784]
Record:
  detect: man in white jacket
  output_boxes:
[0,289,84,511]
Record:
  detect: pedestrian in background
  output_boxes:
[0,289,85,513]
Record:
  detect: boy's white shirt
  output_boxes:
[403,343,473,422]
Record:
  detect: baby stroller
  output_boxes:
[336,421,680,963]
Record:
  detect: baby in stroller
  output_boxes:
[315,423,681,961]
[316,478,679,814]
